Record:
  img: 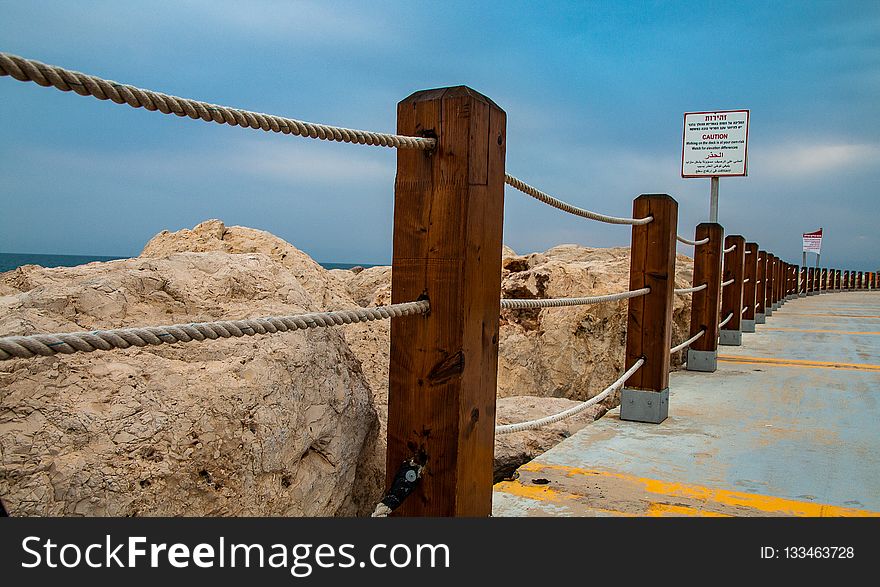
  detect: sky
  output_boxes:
[1,0,878,270]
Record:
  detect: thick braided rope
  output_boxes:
[721,278,735,288]
[670,329,705,354]
[743,278,750,284]
[504,174,652,225]
[0,300,429,361]
[719,312,734,328]
[495,358,644,434]
[674,283,707,295]
[0,52,435,150]
[500,288,649,310]
[676,235,710,246]
[741,306,748,315]
[723,244,737,253]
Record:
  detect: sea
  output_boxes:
[0,253,375,273]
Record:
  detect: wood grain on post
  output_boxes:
[822,268,827,291]
[756,251,767,317]
[844,270,849,290]
[623,194,678,391]
[688,223,724,357]
[720,235,745,336]
[767,254,775,310]
[742,242,758,323]
[387,86,506,517]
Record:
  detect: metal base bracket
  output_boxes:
[719,329,742,346]
[741,319,756,333]
[755,312,766,324]
[765,307,773,316]
[620,387,669,424]
[686,349,717,372]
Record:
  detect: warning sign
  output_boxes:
[681,110,749,177]
[803,228,823,254]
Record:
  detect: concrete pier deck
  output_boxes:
[493,291,880,517]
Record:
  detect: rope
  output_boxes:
[719,312,733,328]
[745,250,752,254]
[743,278,750,284]
[676,235,710,246]
[721,278,735,288]
[724,244,737,253]
[756,280,762,284]
[0,300,430,361]
[674,283,707,295]
[0,52,434,150]
[670,329,705,354]
[495,359,644,434]
[500,288,649,309]
[741,306,748,315]
[371,503,393,518]
[504,174,652,226]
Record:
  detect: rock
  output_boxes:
[0,222,697,516]
[497,245,694,401]
[493,395,607,481]
[0,252,377,516]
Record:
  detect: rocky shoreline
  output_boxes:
[0,220,693,516]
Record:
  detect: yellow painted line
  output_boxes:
[780,313,880,319]
[492,481,576,503]
[718,355,880,372]
[763,327,880,336]
[518,463,880,517]
[493,480,638,516]
[646,503,731,518]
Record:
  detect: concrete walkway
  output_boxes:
[493,291,880,517]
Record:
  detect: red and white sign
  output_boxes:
[681,110,749,177]
[803,228,823,254]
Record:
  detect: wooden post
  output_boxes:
[742,243,758,333]
[822,268,828,292]
[765,254,775,316]
[776,259,785,308]
[858,271,864,289]
[387,86,506,517]
[719,235,745,345]
[844,270,849,290]
[686,223,724,371]
[799,266,806,296]
[755,250,767,324]
[808,267,815,296]
[621,194,678,424]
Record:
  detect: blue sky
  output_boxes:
[1,1,878,269]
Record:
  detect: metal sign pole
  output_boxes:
[709,176,719,222]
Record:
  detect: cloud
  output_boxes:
[755,141,880,177]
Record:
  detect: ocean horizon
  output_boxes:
[0,252,377,273]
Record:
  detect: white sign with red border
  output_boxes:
[681,109,749,177]
[803,228,823,254]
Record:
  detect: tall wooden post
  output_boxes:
[719,235,745,345]
[822,268,828,292]
[755,250,767,324]
[844,270,849,290]
[776,259,785,308]
[765,254,775,316]
[799,267,806,296]
[621,194,678,424]
[687,223,724,371]
[742,243,758,332]
[808,267,815,296]
[387,86,506,517]
[858,272,864,289]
